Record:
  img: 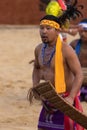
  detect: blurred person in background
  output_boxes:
[70,19,87,102]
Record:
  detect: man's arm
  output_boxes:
[32,47,40,87]
[64,44,83,104]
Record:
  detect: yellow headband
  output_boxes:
[40,20,60,29]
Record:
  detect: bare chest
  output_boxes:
[38,44,55,68]
[79,48,87,67]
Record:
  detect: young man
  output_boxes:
[70,19,87,102]
[31,15,84,130]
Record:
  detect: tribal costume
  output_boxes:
[38,94,84,130]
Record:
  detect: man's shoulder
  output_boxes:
[62,42,77,57]
[35,43,43,50]
[70,39,80,49]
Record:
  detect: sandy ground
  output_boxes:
[0,25,87,130]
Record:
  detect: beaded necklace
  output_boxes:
[41,43,55,66]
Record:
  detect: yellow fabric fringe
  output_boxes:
[55,36,66,93]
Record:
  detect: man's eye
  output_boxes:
[47,27,51,30]
[40,27,44,30]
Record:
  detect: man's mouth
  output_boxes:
[41,36,48,41]
[42,35,48,38]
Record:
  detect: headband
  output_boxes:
[79,23,87,30]
[40,19,60,29]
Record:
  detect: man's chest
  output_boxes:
[79,48,87,67]
[38,44,55,68]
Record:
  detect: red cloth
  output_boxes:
[64,96,84,130]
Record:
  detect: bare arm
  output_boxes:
[32,46,40,87]
[28,46,41,103]
[59,28,78,36]
[63,44,83,104]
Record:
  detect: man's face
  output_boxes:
[39,24,58,44]
[79,27,87,42]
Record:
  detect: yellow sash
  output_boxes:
[55,36,66,93]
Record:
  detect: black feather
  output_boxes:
[39,0,50,5]
[72,0,77,6]
[58,0,84,26]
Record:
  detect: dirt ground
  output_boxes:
[0,25,87,130]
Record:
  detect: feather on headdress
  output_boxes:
[40,0,83,28]
[59,0,83,21]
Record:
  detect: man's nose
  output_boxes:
[42,28,47,33]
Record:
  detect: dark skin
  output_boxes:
[70,27,87,86]
[32,24,83,130]
[70,27,87,67]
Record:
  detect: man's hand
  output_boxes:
[64,96,74,105]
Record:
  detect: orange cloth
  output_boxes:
[55,35,66,93]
